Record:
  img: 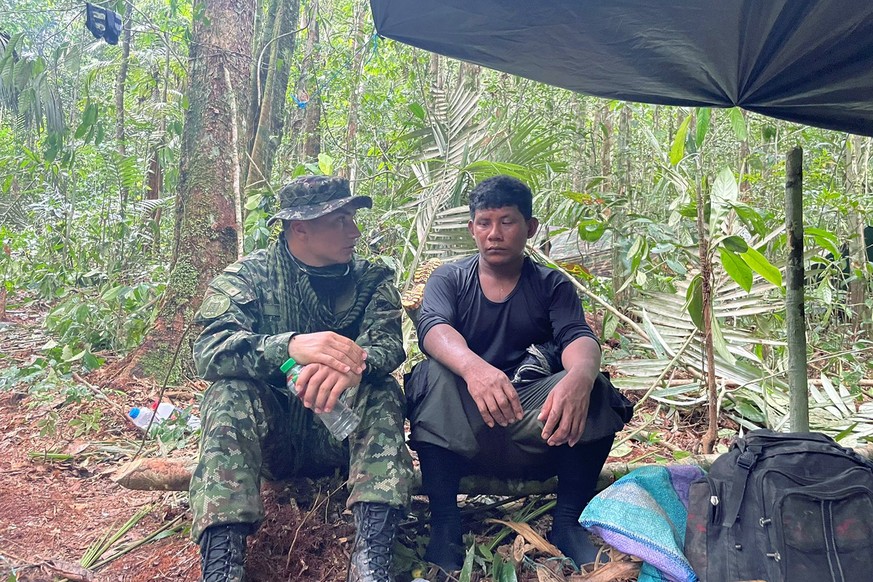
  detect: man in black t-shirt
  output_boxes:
[406,175,630,571]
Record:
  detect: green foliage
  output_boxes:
[0,0,869,428]
[719,247,752,291]
[69,408,104,438]
[670,114,691,166]
[44,280,162,353]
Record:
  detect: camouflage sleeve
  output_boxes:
[356,269,406,379]
[192,270,289,384]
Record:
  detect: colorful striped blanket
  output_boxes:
[580,465,704,582]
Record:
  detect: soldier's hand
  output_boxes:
[294,363,362,414]
[463,362,523,428]
[538,374,591,447]
[288,331,367,375]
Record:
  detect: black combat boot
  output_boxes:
[347,502,403,582]
[199,523,249,582]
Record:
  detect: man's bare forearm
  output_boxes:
[561,336,601,393]
[422,323,491,379]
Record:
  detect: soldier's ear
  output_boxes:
[287,219,307,238]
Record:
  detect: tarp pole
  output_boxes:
[784,147,809,432]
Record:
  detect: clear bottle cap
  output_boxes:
[280,358,298,374]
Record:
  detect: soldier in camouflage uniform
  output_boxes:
[190,176,414,582]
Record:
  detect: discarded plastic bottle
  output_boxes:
[281,357,361,441]
[151,401,201,431]
[128,406,158,431]
[128,403,201,432]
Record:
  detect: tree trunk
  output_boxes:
[114,444,873,493]
[0,242,8,321]
[145,32,172,258]
[300,0,321,161]
[342,1,368,182]
[785,147,809,432]
[105,0,254,385]
[245,0,299,192]
[846,135,870,338]
[114,0,134,212]
[738,109,751,197]
[696,178,718,454]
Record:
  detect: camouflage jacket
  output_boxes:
[192,243,405,386]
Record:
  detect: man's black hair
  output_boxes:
[468,175,533,220]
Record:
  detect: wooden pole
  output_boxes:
[785,147,809,432]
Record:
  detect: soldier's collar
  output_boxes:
[285,246,351,278]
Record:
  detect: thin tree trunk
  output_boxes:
[570,94,585,192]
[738,109,751,197]
[107,0,254,384]
[114,0,134,212]
[245,0,299,192]
[144,32,171,258]
[343,1,367,182]
[697,179,718,454]
[785,147,809,432]
[241,0,273,187]
[300,0,321,161]
[845,136,870,337]
[429,52,443,92]
[0,241,9,321]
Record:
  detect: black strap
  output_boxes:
[722,448,759,527]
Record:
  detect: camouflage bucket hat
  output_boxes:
[267,176,372,226]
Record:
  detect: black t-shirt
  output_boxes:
[417,255,599,376]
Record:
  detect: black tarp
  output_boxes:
[370,0,873,137]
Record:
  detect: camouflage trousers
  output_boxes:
[189,375,414,541]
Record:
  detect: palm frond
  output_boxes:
[131,195,176,216]
[403,83,487,287]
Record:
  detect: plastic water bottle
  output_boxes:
[128,407,158,432]
[128,404,201,432]
[152,401,201,431]
[281,357,361,440]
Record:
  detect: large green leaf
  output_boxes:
[669,114,691,166]
[710,315,736,365]
[722,235,749,253]
[710,167,738,235]
[805,227,842,259]
[719,247,753,291]
[685,274,704,330]
[741,246,783,288]
[695,107,711,148]
[728,107,747,140]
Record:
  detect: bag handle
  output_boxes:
[721,447,759,528]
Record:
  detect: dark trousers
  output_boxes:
[406,359,628,479]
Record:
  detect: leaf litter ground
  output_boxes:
[0,296,704,582]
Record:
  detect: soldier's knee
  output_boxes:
[200,378,265,419]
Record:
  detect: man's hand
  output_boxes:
[537,374,592,447]
[288,331,367,375]
[463,362,524,428]
[293,363,363,414]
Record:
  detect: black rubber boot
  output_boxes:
[347,502,403,582]
[199,523,249,582]
[548,436,614,568]
[417,444,465,571]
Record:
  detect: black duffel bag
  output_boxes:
[685,429,873,582]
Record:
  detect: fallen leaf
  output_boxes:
[486,519,561,557]
[535,564,566,582]
[569,560,641,582]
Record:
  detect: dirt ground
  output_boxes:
[0,297,698,582]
